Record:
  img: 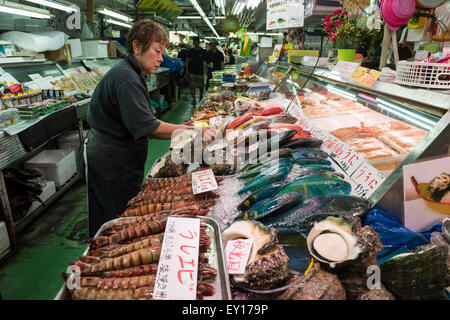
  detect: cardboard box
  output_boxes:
[45,44,72,61]
[107,41,117,58]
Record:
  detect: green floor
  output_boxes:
[0,90,197,300]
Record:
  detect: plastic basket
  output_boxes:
[395,61,450,89]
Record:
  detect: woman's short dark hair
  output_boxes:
[126,19,169,54]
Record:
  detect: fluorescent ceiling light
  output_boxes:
[188,0,219,38]
[105,18,132,29]
[24,0,76,13]
[0,1,52,18]
[97,7,133,22]
[177,16,225,19]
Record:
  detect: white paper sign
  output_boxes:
[153,217,200,300]
[331,61,361,81]
[225,239,253,274]
[191,169,218,194]
[267,0,304,30]
[350,162,385,199]
[260,37,273,48]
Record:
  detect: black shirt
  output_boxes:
[187,47,208,75]
[87,54,160,142]
[207,50,225,71]
[178,49,188,62]
[227,48,235,64]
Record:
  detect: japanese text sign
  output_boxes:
[153,217,200,300]
[191,169,218,194]
[224,239,253,275]
[350,163,385,198]
[350,67,381,87]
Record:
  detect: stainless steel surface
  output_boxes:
[55,215,231,300]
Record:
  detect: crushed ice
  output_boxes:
[208,175,246,231]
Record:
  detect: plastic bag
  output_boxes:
[363,207,442,263]
[0,31,69,52]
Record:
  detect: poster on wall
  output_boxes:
[403,156,450,232]
[266,0,304,30]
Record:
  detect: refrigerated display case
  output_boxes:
[259,62,449,223]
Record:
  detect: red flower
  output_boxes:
[325,22,333,31]
[334,9,342,15]
[324,15,331,22]
[336,19,342,27]
[342,11,348,15]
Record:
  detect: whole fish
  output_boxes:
[267,114,297,124]
[240,148,292,172]
[280,137,323,149]
[238,167,290,195]
[243,162,293,186]
[236,118,267,131]
[238,157,292,180]
[242,192,303,220]
[293,157,332,166]
[298,164,336,172]
[260,195,371,234]
[293,170,345,181]
[265,129,298,151]
[291,149,329,159]
[276,176,352,199]
[237,183,285,212]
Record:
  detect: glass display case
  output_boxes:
[259,61,449,221]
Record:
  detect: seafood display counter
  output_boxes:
[56,62,449,301]
[262,62,449,221]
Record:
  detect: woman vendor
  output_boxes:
[85,20,215,237]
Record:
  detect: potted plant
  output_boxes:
[322,1,373,62]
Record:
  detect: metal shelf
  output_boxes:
[14,174,80,233]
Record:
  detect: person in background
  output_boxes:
[186,36,208,105]
[177,43,188,62]
[206,40,225,91]
[221,43,228,62]
[226,45,236,65]
[85,20,216,237]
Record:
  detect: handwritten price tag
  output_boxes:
[350,163,385,198]
[350,67,381,87]
[225,239,253,275]
[153,217,200,300]
[191,169,218,195]
[331,61,360,81]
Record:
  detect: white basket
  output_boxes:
[395,61,450,89]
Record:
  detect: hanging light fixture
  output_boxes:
[0,1,52,19]
[96,6,133,23]
[104,18,132,29]
[23,0,76,13]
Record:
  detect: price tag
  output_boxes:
[350,67,381,87]
[331,61,360,81]
[350,163,385,198]
[320,133,364,176]
[191,169,218,194]
[225,239,253,275]
[153,217,200,300]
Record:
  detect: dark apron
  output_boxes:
[85,129,148,237]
